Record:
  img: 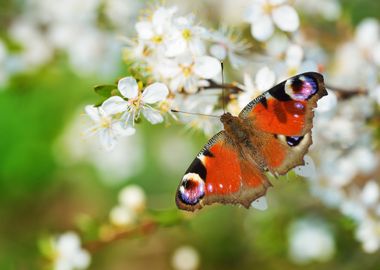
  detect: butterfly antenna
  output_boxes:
[171,109,220,118]
[221,61,226,114]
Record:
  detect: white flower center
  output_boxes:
[152,35,163,44]
[180,64,193,78]
[182,29,192,40]
[100,116,112,129]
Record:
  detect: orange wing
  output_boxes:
[239,72,327,174]
[176,132,271,211]
[239,72,327,136]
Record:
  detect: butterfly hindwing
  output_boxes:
[176,131,271,211]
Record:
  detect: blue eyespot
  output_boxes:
[285,76,317,101]
[178,173,205,205]
[286,136,304,147]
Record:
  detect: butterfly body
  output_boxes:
[176,72,327,211]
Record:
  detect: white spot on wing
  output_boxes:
[197,153,206,164]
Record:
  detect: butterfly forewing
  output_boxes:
[239,72,327,175]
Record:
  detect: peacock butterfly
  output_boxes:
[175,72,327,211]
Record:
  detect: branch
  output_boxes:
[84,219,157,253]
[202,79,244,93]
[200,80,368,101]
[204,80,368,99]
[325,84,368,100]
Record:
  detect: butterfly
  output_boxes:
[175,72,327,211]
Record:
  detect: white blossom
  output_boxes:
[288,218,335,264]
[244,0,300,41]
[109,205,136,227]
[209,26,250,68]
[165,15,207,57]
[118,185,146,213]
[238,66,276,109]
[108,77,169,125]
[84,104,135,151]
[52,232,91,270]
[356,218,380,253]
[251,196,268,211]
[296,0,341,21]
[171,246,200,270]
[135,6,177,54]
[294,155,317,179]
[159,54,221,93]
[109,185,146,227]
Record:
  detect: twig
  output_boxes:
[325,84,368,100]
[202,79,244,93]
[202,80,368,100]
[84,219,157,253]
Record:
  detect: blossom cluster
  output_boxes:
[84,5,255,148]
[109,185,147,227]
[0,0,142,84]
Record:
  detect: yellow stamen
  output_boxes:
[262,2,274,14]
[182,29,192,40]
[181,66,193,78]
[100,117,112,129]
[152,35,163,44]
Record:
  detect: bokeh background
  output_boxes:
[1,0,380,269]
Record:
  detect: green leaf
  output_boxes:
[94,97,108,107]
[94,84,117,98]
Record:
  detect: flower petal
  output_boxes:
[194,56,221,78]
[294,155,316,178]
[316,89,337,113]
[99,129,116,151]
[286,44,304,68]
[372,42,380,66]
[113,121,136,136]
[255,66,276,91]
[165,37,187,57]
[118,77,138,99]
[244,1,264,22]
[152,6,176,34]
[85,105,100,122]
[157,58,181,78]
[72,250,91,269]
[269,0,286,4]
[135,21,154,40]
[102,96,129,115]
[251,15,274,41]
[355,18,380,49]
[210,44,227,60]
[142,83,169,104]
[272,5,299,32]
[251,196,268,211]
[142,107,164,124]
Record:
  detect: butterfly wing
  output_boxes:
[239,72,327,175]
[176,131,272,211]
